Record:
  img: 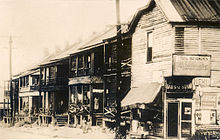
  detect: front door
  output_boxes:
[168,102,179,137]
[181,102,192,137]
[167,101,192,138]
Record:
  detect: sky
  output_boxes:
[0,0,147,100]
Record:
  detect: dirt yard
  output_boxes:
[0,121,115,139]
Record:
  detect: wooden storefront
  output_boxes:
[120,0,220,139]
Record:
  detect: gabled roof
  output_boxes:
[68,25,128,55]
[127,0,220,34]
[19,69,40,77]
[38,26,126,66]
[170,0,220,22]
[13,53,59,79]
[14,0,220,79]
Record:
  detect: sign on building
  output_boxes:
[173,55,211,76]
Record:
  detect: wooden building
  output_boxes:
[2,80,15,123]
[17,69,40,119]
[120,0,220,139]
[4,0,220,138]
[67,27,128,127]
[68,45,104,126]
[39,54,69,125]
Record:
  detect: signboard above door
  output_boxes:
[173,54,211,77]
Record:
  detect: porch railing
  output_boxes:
[41,77,68,86]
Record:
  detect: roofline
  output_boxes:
[127,0,155,35]
[39,58,69,68]
[170,21,220,26]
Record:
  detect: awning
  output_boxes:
[121,82,161,107]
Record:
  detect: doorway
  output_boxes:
[167,101,192,138]
[168,102,178,137]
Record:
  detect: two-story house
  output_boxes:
[18,69,40,119]
[120,0,220,139]
[67,26,132,127]
[68,28,114,127]
[39,55,69,125]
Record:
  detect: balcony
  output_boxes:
[30,85,39,91]
[19,85,39,92]
[172,54,211,77]
[41,77,68,86]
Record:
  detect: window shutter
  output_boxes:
[175,27,184,53]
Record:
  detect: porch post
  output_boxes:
[163,85,167,138]
[42,92,46,113]
[29,96,32,117]
[68,86,71,126]
[39,68,42,113]
[45,92,49,110]
[50,92,54,126]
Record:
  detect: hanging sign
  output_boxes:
[173,55,211,76]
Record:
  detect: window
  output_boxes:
[83,85,90,105]
[77,86,83,103]
[84,54,91,75]
[175,27,184,53]
[32,76,39,86]
[25,76,29,87]
[70,86,77,104]
[71,56,77,77]
[78,55,84,76]
[147,32,153,62]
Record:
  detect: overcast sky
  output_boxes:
[0,0,147,100]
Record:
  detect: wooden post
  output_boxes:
[68,86,71,126]
[39,68,42,113]
[90,85,93,125]
[29,96,32,117]
[103,44,106,128]
[115,0,122,138]
[3,99,5,117]
[7,99,9,116]
[3,99,5,110]
[9,36,15,125]
[74,115,77,126]
[163,85,167,138]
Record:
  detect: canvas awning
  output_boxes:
[121,82,161,107]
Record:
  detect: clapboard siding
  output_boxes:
[174,26,220,86]
[201,28,220,86]
[136,6,167,31]
[184,28,199,54]
[132,4,172,88]
[211,71,220,86]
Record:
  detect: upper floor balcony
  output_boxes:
[19,84,39,93]
[40,77,69,87]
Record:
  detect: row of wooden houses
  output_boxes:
[3,0,220,139]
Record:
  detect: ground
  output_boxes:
[0,121,115,139]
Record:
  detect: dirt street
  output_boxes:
[0,122,114,139]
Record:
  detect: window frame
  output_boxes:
[146,31,153,62]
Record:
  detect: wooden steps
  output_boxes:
[56,115,68,126]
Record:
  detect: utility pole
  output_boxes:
[0,35,20,126]
[115,0,122,138]
[9,35,15,125]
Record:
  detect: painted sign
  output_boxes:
[193,78,210,87]
[201,93,217,108]
[195,110,216,125]
[173,55,211,76]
